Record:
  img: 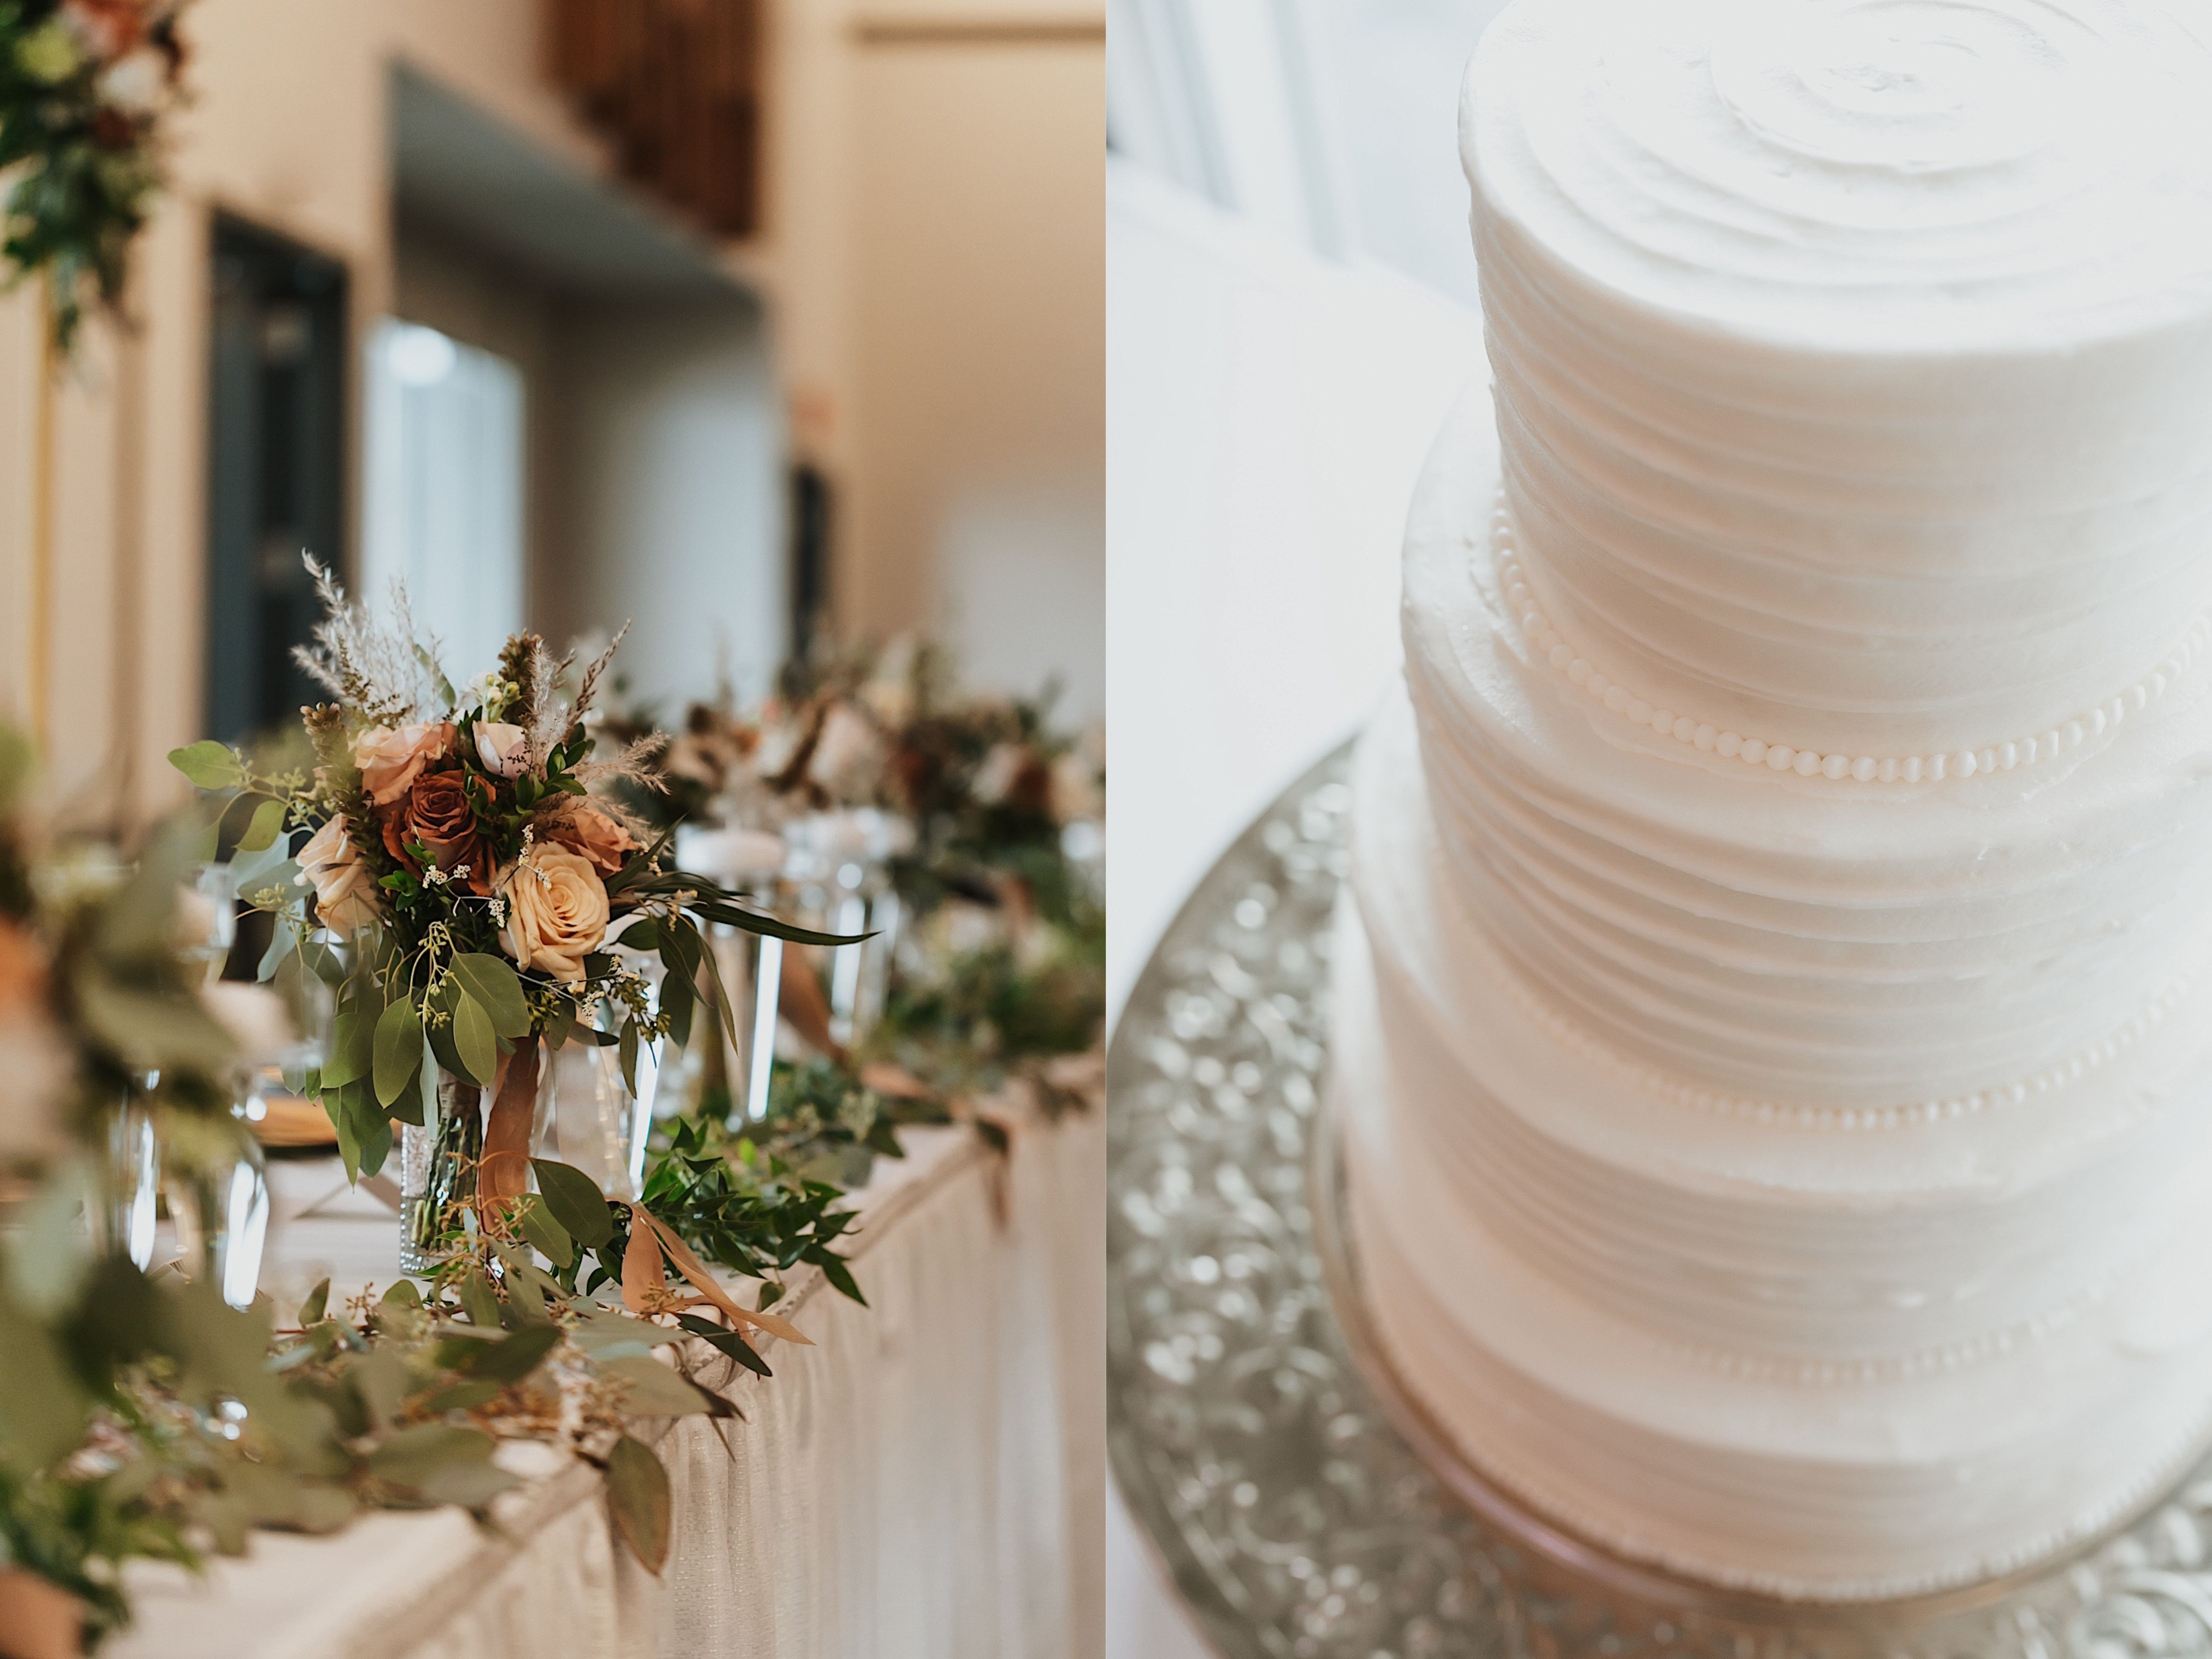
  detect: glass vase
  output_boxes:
[398,1054,559,1276]
[551,1033,657,1202]
[99,1096,160,1270]
[165,1116,271,1310]
[399,1076,485,1277]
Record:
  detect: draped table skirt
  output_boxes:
[104,1112,1105,1659]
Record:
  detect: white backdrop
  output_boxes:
[1104,158,1481,1655]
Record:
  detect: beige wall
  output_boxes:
[0,0,1107,823]
[769,3,1106,719]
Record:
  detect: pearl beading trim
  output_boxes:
[1683,1287,2096,1388]
[1457,861,2202,1130]
[1492,499,2212,784]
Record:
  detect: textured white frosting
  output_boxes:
[1341,373,2212,1595]
[1469,0,2212,756]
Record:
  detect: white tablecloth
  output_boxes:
[108,1113,1104,1659]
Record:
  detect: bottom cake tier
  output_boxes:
[1335,708,2212,1600]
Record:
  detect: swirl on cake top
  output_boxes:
[1471,0,2212,348]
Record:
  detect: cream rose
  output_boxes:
[498,846,608,982]
[972,742,1030,806]
[805,702,884,798]
[547,803,640,875]
[354,721,454,806]
[1047,751,1102,825]
[299,815,381,934]
[474,721,532,779]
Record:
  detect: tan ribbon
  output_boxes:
[777,957,844,1064]
[0,1568,84,1659]
[478,1036,541,1208]
[621,1202,812,1348]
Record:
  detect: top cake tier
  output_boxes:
[1466,0,2212,759]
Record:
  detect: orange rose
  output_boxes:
[545,803,639,875]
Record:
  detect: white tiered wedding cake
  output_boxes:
[1338,0,2212,1598]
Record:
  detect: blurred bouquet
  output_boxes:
[608,639,1106,1158]
[0,0,190,348]
[628,637,1103,934]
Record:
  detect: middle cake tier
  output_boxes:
[1407,385,2212,1114]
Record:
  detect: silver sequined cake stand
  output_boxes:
[1106,738,2212,1659]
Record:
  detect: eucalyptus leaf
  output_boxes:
[237,797,288,853]
[452,992,497,1088]
[530,1158,614,1248]
[298,1278,330,1327]
[451,1321,562,1385]
[599,1354,716,1419]
[449,954,532,1039]
[414,1457,522,1508]
[74,972,235,1074]
[514,1196,574,1269]
[457,1267,501,1328]
[258,919,299,983]
[373,997,424,1108]
[320,1009,373,1090]
[332,1094,363,1183]
[606,1433,672,1573]
[0,1294,90,1469]
[230,829,296,889]
[366,1422,499,1489]
[656,917,703,987]
[168,740,244,790]
[415,1379,500,1414]
[691,899,871,948]
[612,916,660,952]
[618,1020,640,1100]
[349,1348,412,1430]
[659,966,694,1049]
[675,1314,772,1379]
[6,1162,92,1319]
[569,1307,682,1360]
[301,935,348,987]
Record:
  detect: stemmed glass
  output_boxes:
[98,863,237,1269]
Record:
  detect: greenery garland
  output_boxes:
[0,0,189,350]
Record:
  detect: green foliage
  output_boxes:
[635,1116,864,1306]
[871,941,1105,1094]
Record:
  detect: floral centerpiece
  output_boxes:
[0,0,190,348]
[607,640,1107,1165]
[170,562,858,1269]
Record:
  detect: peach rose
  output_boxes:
[498,846,608,982]
[300,814,381,934]
[355,722,454,807]
[474,721,532,779]
[546,803,639,875]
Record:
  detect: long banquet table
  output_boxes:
[105,1110,1105,1659]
